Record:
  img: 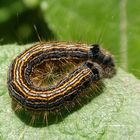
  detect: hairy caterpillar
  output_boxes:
[7,42,115,124]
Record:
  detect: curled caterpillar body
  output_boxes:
[7,41,115,113]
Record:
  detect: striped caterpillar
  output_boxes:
[7,42,116,124]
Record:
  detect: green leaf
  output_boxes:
[0,44,140,140]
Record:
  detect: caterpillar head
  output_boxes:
[89,44,116,78]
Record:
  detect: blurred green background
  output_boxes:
[0,0,140,78]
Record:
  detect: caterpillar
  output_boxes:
[7,42,115,123]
